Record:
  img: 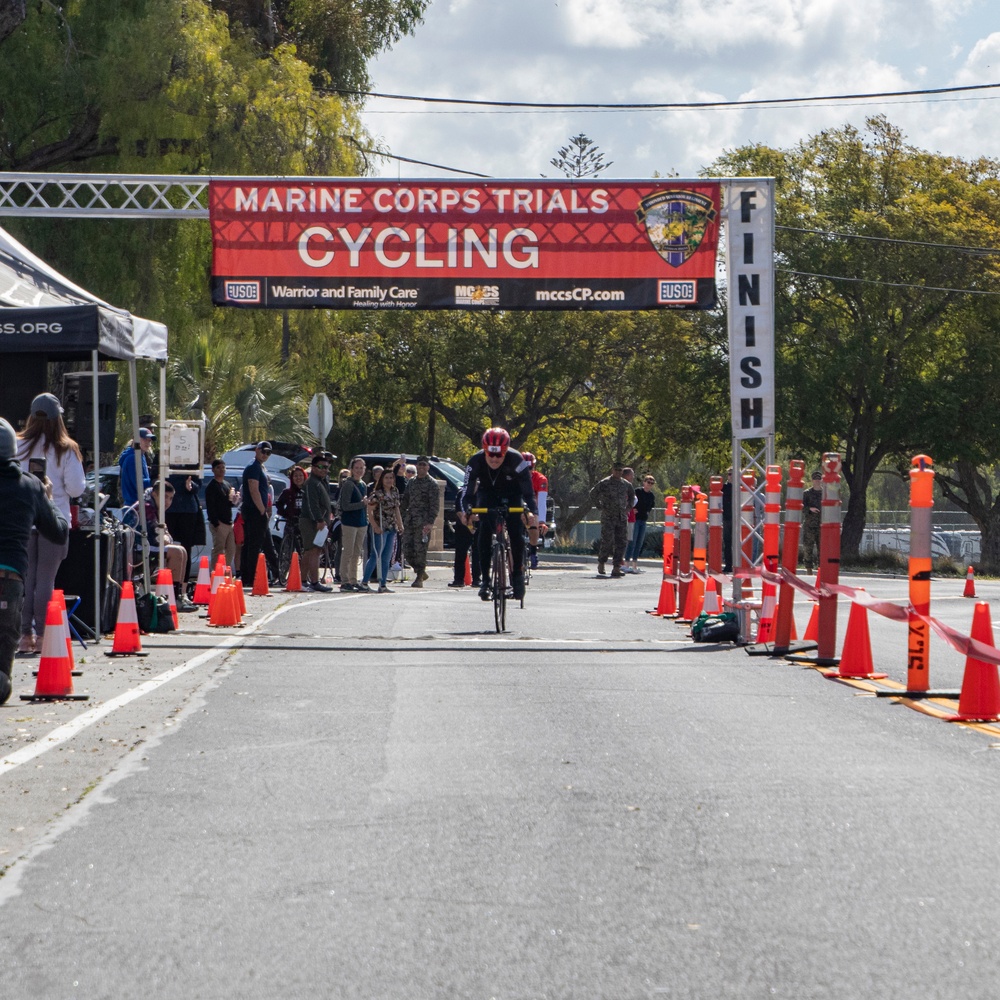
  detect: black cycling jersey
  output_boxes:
[457,449,537,516]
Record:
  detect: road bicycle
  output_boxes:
[277,516,341,585]
[471,503,525,633]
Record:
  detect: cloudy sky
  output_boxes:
[359,0,1000,180]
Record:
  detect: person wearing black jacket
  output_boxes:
[205,458,239,571]
[456,428,537,602]
[0,417,68,705]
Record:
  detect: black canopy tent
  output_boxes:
[0,223,169,633]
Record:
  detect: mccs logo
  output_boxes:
[225,281,261,303]
[636,190,716,268]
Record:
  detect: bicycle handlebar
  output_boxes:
[471,506,524,514]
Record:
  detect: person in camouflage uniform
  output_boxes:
[590,462,636,578]
[400,456,441,588]
[800,471,823,572]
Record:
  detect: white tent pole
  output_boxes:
[159,361,167,575]
[129,359,150,593]
[91,353,101,640]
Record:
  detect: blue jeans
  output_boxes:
[363,529,397,586]
[625,519,648,562]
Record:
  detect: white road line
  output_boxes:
[0,597,340,777]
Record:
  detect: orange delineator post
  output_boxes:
[681,492,708,621]
[676,486,693,619]
[755,465,783,643]
[651,496,677,616]
[773,460,806,654]
[815,453,842,666]
[906,454,934,693]
[707,476,723,575]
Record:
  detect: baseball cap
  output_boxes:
[811,471,822,480]
[416,455,430,464]
[139,427,156,441]
[30,392,63,420]
[256,441,272,452]
[0,417,16,460]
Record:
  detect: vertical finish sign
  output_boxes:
[725,180,775,439]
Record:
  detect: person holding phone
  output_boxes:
[15,393,86,656]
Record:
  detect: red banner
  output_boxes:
[209,179,720,311]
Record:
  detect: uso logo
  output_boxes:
[225,281,261,303]
[658,280,696,304]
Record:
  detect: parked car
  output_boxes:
[354,453,468,548]
[83,464,289,578]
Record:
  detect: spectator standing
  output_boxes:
[521,452,548,569]
[628,475,657,572]
[144,482,196,611]
[299,455,333,592]
[590,462,635,578]
[400,456,441,589]
[276,465,306,521]
[165,470,204,579]
[240,441,280,586]
[363,467,404,593]
[0,417,68,704]
[15,393,86,656]
[622,467,639,567]
[118,427,155,507]
[205,459,239,570]
[800,471,823,572]
[338,457,368,591]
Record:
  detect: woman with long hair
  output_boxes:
[15,393,86,655]
[363,466,403,594]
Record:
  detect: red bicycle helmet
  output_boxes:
[482,427,511,457]
[521,451,536,468]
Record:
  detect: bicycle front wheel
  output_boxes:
[279,530,297,582]
[492,538,507,633]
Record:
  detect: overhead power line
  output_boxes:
[342,81,1000,111]
[778,268,1000,295]
[777,226,1000,255]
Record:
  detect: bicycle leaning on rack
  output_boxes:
[471,503,526,633]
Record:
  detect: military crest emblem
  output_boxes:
[636,190,717,268]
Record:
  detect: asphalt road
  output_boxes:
[2,560,1000,999]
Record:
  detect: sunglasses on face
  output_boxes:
[315,465,329,471]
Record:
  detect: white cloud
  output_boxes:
[361,0,1000,179]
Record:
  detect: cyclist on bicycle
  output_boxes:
[457,427,537,603]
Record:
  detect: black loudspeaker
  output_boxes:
[0,355,48,429]
[62,371,118,454]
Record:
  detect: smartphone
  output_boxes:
[28,458,46,480]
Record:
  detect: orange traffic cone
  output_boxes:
[106,581,149,657]
[803,602,819,641]
[702,577,721,615]
[208,564,225,614]
[756,590,777,643]
[649,572,677,617]
[285,550,303,592]
[49,589,78,673]
[208,582,237,627]
[22,600,88,701]
[678,575,704,624]
[251,553,270,596]
[154,568,179,629]
[227,567,247,617]
[192,556,212,605]
[823,597,886,680]
[963,566,977,598]
[949,602,1000,722]
[464,555,472,587]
